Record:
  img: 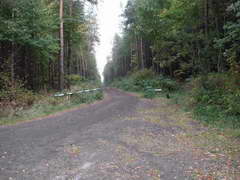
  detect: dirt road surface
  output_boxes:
[0,88,239,180]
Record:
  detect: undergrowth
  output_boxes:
[0,74,103,125]
[111,70,240,132]
[112,69,179,99]
[189,73,240,129]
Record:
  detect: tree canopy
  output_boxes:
[0,0,100,91]
[104,0,240,83]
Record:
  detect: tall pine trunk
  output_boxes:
[68,0,73,76]
[11,42,15,86]
[204,0,209,37]
[140,37,144,69]
[11,10,15,86]
[59,0,64,91]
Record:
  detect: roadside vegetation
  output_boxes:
[110,70,240,178]
[0,0,101,125]
[111,70,240,135]
[0,74,103,125]
[103,0,240,134]
[105,0,240,170]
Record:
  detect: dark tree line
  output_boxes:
[104,0,240,84]
[0,0,100,91]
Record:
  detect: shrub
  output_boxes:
[132,69,155,82]
[143,89,156,99]
[0,74,37,119]
[0,73,36,109]
[224,91,240,115]
[94,91,103,100]
[112,78,139,92]
[157,76,179,92]
[190,73,240,117]
[70,90,103,105]
[112,71,179,95]
[66,75,85,85]
[190,74,227,105]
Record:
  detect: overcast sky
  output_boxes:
[95,0,127,81]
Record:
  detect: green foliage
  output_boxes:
[132,69,155,81]
[0,73,36,109]
[189,73,240,127]
[194,104,240,128]
[0,87,103,125]
[156,76,179,92]
[105,0,240,129]
[0,0,59,57]
[215,1,240,73]
[143,89,156,99]
[111,70,179,99]
[104,0,237,83]
[112,78,138,92]
[66,75,85,85]
[0,0,100,91]
[190,74,227,105]
[224,91,240,115]
[71,91,102,104]
[94,90,103,100]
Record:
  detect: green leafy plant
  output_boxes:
[189,73,240,126]
[66,75,85,86]
[143,89,156,99]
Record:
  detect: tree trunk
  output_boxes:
[80,50,85,78]
[76,57,80,75]
[140,37,144,69]
[135,35,140,69]
[204,0,209,37]
[59,0,64,91]
[11,42,15,86]
[68,0,73,76]
[11,10,15,86]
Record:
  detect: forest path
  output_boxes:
[0,88,239,180]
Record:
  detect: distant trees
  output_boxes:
[104,0,239,83]
[0,0,100,91]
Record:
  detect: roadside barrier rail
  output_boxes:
[153,89,162,92]
[54,88,102,97]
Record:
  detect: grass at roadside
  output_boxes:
[110,70,240,139]
[168,90,240,138]
[0,83,103,126]
[109,70,240,178]
[130,95,240,179]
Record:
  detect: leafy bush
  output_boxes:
[112,78,139,92]
[0,73,36,109]
[190,73,240,112]
[0,73,103,122]
[111,70,179,99]
[156,76,179,92]
[94,91,104,100]
[66,75,85,85]
[0,74,37,119]
[69,91,103,104]
[223,91,240,115]
[132,69,155,81]
[143,89,156,99]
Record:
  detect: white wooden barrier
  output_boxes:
[54,88,102,97]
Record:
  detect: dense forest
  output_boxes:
[104,0,240,126]
[104,0,240,81]
[0,0,100,92]
[0,0,102,121]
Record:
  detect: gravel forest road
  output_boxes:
[0,88,239,180]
